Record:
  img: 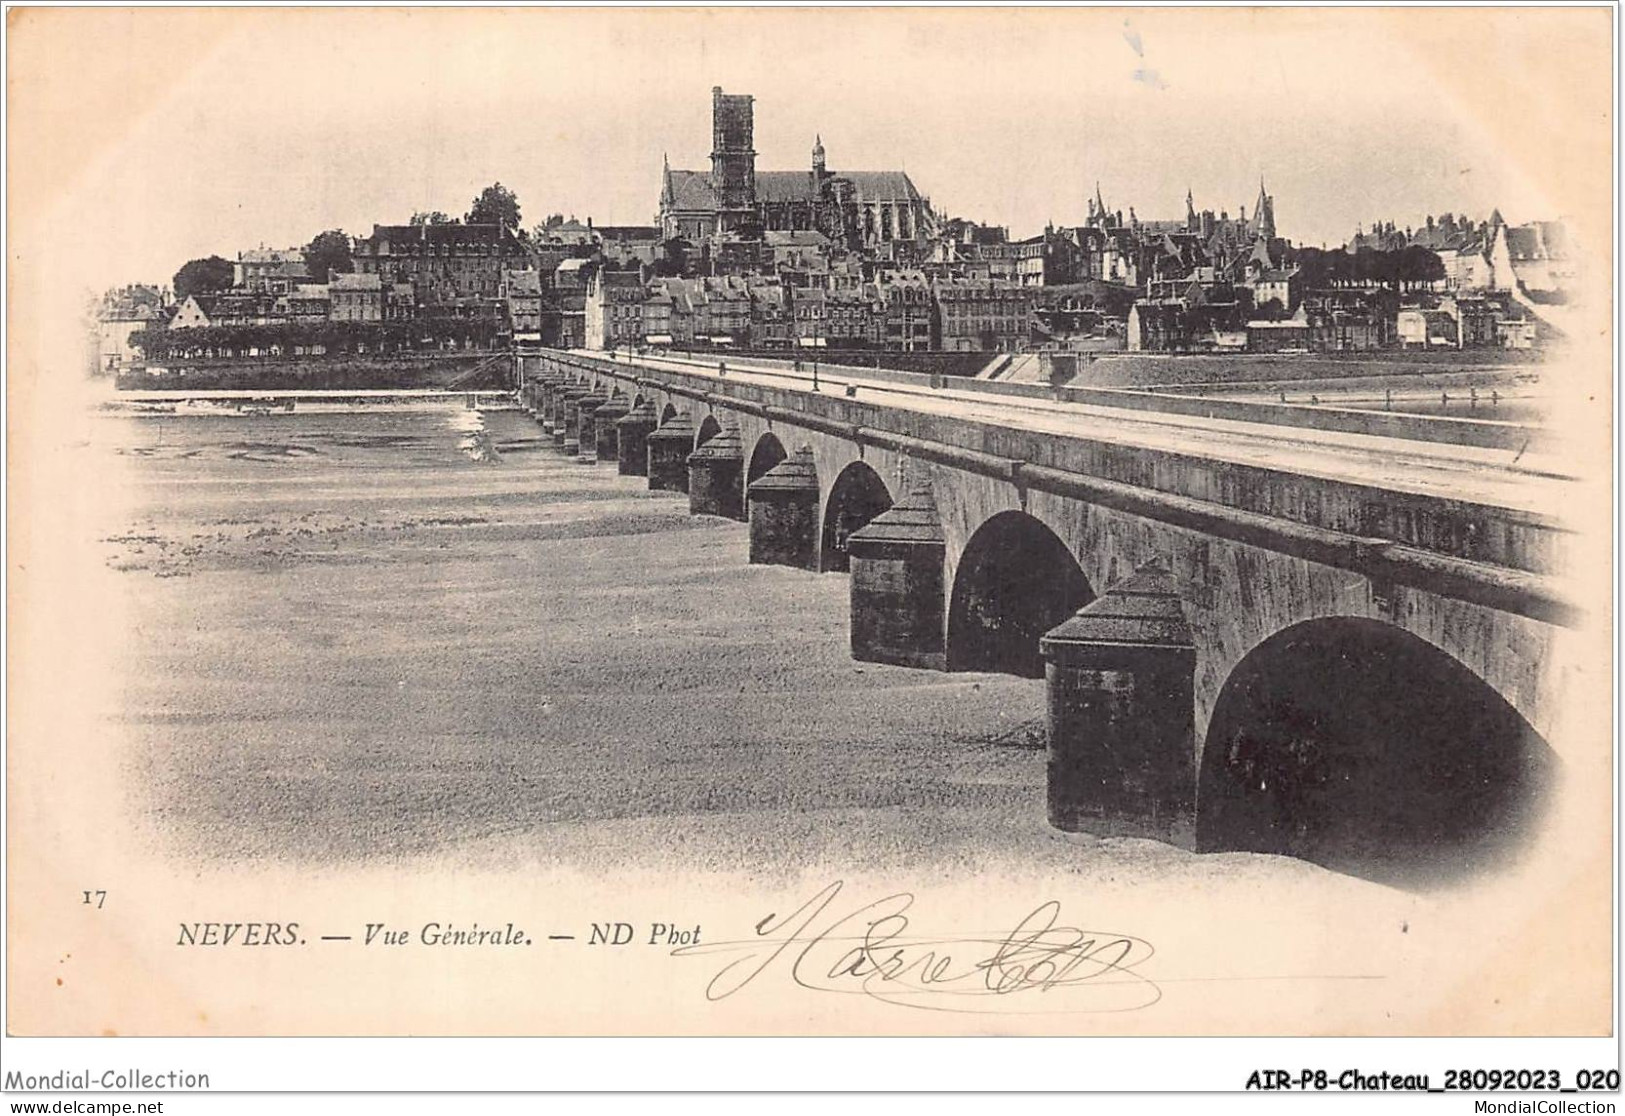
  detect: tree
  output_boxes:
[410,211,453,227]
[173,256,234,301]
[652,237,692,278]
[1397,244,1446,290]
[303,230,353,284]
[467,182,521,230]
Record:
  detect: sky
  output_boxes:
[8,6,1613,297]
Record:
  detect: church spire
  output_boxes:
[1252,175,1275,240]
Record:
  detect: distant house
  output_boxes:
[933,277,1031,352]
[501,269,543,341]
[791,287,828,348]
[234,247,310,294]
[641,284,675,346]
[1126,299,1185,352]
[169,295,216,329]
[95,301,161,371]
[596,226,662,269]
[1450,295,1498,347]
[552,257,593,295]
[747,278,791,349]
[585,269,646,350]
[351,222,527,306]
[1247,267,1302,315]
[1245,312,1313,353]
[536,216,599,248]
[1501,220,1574,299]
[386,282,416,323]
[1442,215,1573,300]
[557,293,587,350]
[1496,312,1539,350]
[871,270,933,352]
[702,275,752,345]
[329,273,384,323]
[764,230,832,272]
[825,288,873,347]
[1397,307,1461,348]
[1310,308,1383,351]
[168,291,283,329]
[278,283,331,322]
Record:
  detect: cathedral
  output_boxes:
[659,87,939,253]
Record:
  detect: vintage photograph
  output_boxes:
[5,6,1614,1052]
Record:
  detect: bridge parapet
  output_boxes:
[550,348,1577,628]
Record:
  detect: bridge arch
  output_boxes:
[746,432,788,510]
[820,461,893,573]
[1196,617,1554,887]
[947,510,1093,678]
[659,402,677,424]
[747,431,787,485]
[694,413,722,452]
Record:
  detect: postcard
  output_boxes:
[4,5,1614,1075]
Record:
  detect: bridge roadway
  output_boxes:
[576,349,1571,520]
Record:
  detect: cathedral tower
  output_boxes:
[710,87,757,232]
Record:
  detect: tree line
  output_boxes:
[129,318,506,361]
[1287,244,1447,290]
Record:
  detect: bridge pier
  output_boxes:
[845,483,947,670]
[536,376,563,429]
[558,385,591,454]
[688,426,745,520]
[1040,565,1197,848]
[538,376,565,430]
[747,448,820,570]
[575,393,611,463]
[646,413,696,492]
[592,396,630,463]
[616,401,658,476]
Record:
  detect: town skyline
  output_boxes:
[14,7,1606,298]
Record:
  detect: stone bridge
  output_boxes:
[515,347,1587,885]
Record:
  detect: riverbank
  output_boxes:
[115,350,512,392]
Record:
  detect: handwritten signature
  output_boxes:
[671,881,1161,1014]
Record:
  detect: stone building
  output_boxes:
[585,269,647,351]
[597,226,663,269]
[328,273,383,323]
[933,278,1032,352]
[351,222,527,306]
[502,269,544,341]
[234,247,310,294]
[95,300,162,372]
[825,288,873,346]
[747,278,792,349]
[870,270,934,351]
[277,283,332,323]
